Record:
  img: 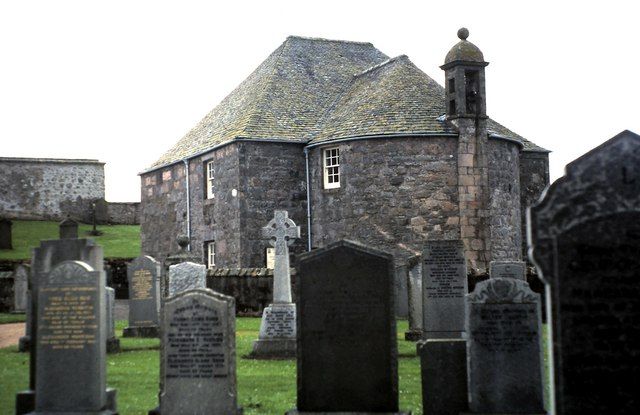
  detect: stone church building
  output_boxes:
[140,30,549,273]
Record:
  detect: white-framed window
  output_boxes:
[323,147,340,189]
[207,241,216,268]
[266,247,275,269]
[206,161,215,199]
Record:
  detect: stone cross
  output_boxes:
[262,210,300,304]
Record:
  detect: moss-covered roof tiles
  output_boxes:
[148,36,547,170]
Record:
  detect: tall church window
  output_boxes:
[206,241,216,268]
[206,161,215,199]
[323,147,340,189]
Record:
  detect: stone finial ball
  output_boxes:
[177,235,190,248]
[458,27,469,40]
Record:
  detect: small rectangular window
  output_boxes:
[206,161,215,199]
[449,99,456,115]
[448,78,455,93]
[207,241,216,268]
[266,247,275,269]
[323,147,340,189]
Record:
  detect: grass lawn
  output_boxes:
[0,220,140,260]
[0,313,26,324]
[0,319,550,414]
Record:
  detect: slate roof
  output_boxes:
[148,36,546,171]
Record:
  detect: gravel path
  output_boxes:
[0,323,25,348]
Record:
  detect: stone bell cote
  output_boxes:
[441,28,489,119]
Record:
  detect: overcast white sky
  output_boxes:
[1,1,638,202]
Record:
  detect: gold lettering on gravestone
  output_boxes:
[425,244,465,299]
[40,286,98,350]
[132,269,153,300]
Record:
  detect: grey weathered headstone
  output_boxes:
[418,339,468,415]
[123,255,161,338]
[395,263,409,318]
[466,278,545,414]
[59,217,79,239]
[34,260,116,414]
[19,288,32,352]
[489,260,526,280]
[287,240,408,414]
[167,261,206,297]
[529,130,640,414]
[251,210,299,359]
[106,287,120,353]
[422,240,468,339]
[0,218,12,249]
[13,264,29,313]
[15,238,117,415]
[158,288,241,415]
[405,256,423,341]
[163,236,202,298]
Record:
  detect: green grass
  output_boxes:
[0,319,552,414]
[0,220,140,260]
[0,313,26,324]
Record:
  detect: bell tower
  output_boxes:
[441,28,491,272]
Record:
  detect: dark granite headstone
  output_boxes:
[124,255,161,338]
[59,217,79,239]
[529,130,640,414]
[465,278,545,414]
[106,287,120,353]
[0,218,12,249]
[15,238,116,415]
[405,255,423,341]
[422,240,467,339]
[289,240,408,414]
[34,260,114,414]
[13,264,29,313]
[157,288,241,414]
[418,339,467,415]
[489,260,526,280]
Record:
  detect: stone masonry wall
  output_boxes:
[140,162,188,261]
[0,158,105,222]
[105,202,140,225]
[519,151,550,259]
[488,138,522,260]
[237,142,307,267]
[309,136,460,266]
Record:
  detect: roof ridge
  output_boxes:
[355,54,410,77]
[286,35,373,46]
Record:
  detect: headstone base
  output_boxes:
[422,331,464,340]
[286,411,411,414]
[249,303,296,359]
[418,339,467,415]
[16,388,118,415]
[404,330,423,341]
[107,337,121,353]
[148,405,243,415]
[18,336,30,352]
[123,326,159,338]
[460,413,546,415]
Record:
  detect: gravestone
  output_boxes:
[489,260,526,280]
[13,264,29,313]
[405,255,423,341]
[395,264,409,318]
[422,240,467,339]
[59,217,79,239]
[19,289,32,352]
[163,236,201,298]
[529,130,640,414]
[33,260,116,414]
[167,262,206,297]
[251,210,300,359]
[106,287,120,353]
[15,237,117,415]
[124,255,161,338]
[288,240,408,414]
[465,278,545,414]
[418,339,468,415]
[0,218,12,249]
[156,288,241,415]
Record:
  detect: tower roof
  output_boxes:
[443,28,486,67]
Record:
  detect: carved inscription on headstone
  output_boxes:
[160,288,239,415]
[261,306,295,338]
[422,240,467,339]
[132,269,153,300]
